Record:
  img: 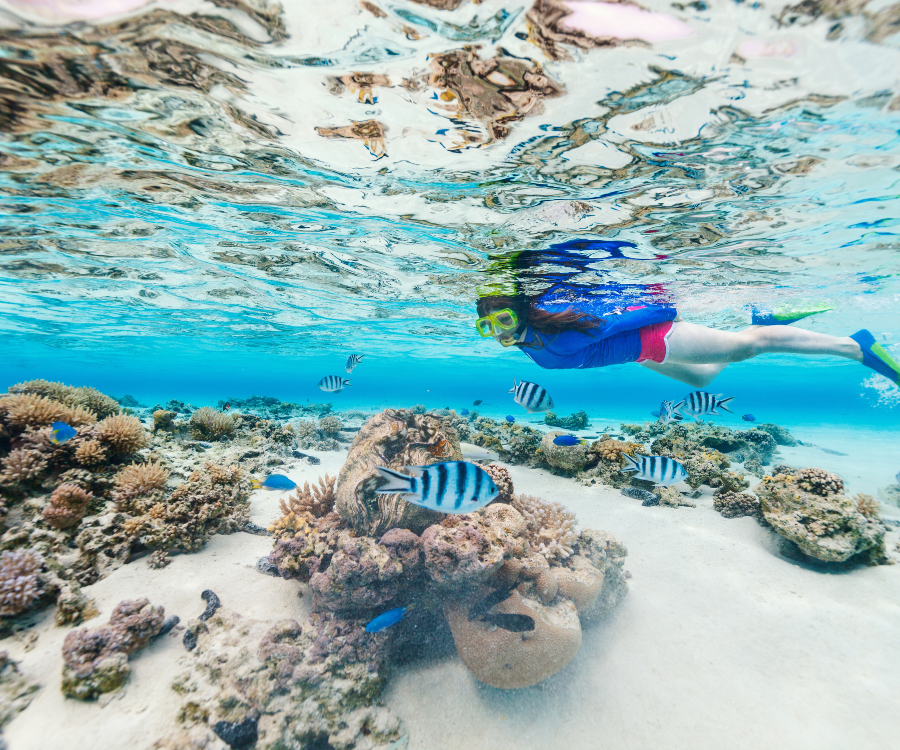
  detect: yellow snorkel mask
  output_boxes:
[475,308,520,346]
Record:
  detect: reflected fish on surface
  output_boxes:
[481,613,535,632]
[365,605,411,633]
[510,380,554,412]
[552,434,587,446]
[676,391,734,419]
[251,474,297,491]
[468,584,515,622]
[50,421,77,445]
[374,461,499,513]
[318,375,351,392]
[505,415,515,423]
[622,454,688,486]
[658,400,683,425]
[345,353,364,373]
[742,414,756,422]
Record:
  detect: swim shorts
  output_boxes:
[637,321,674,364]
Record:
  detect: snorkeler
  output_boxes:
[476,295,899,387]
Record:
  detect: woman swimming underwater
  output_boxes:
[475,243,899,388]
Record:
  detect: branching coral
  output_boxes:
[0,549,42,617]
[482,463,514,503]
[796,468,844,496]
[593,438,641,463]
[189,407,236,440]
[279,474,336,521]
[43,483,93,529]
[62,598,164,700]
[855,493,880,518]
[317,415,342,437]
[0,448,47,487]
[94,414,149,454]
[113,461,169,513]
[510,493,577,562]
[9,380,120,418]
[0,393,96,429]
[74,439,107,466]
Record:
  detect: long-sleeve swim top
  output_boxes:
[517,294,677,370]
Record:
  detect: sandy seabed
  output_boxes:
[3,427,899,750]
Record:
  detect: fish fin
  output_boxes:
[621,454,640,472]
[401,493,426,506]
[717,396,735,413]
[403,466,425,478]
[373,466,413,493]
[344,380,352,387]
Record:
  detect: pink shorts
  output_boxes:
[637,321,674,364]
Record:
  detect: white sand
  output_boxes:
[4,440,900,750]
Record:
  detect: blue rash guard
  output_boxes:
[517,294,677,370]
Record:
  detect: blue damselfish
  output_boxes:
[252,474,297,491]
[50,422,77,445]
[365,605,410,633]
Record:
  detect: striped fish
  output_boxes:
[374,460,499,513]
[318,375,351,392]
[659,400,683,426]
[509,380,554,413]
[621,453,688,486]
[675,391,734,420]
[345,353,364,373]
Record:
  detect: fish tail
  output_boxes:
[717,396,735,413]
[621,453,639,473]
[251,479,261,489]
[374,466,414,494]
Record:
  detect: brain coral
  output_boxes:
[510,493,578,562]
[189,407,236,440]
[43,483,93,529]
[0,549,42,617]
[94,414,149,454]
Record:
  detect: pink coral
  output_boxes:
[0,549,42,617]
[43,483,93,529]
[0,448,47,487]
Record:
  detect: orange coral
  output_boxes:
[279,474,336,520]
[74,439,107,466]
[114,461,169,512]
[42,483,93,529]
[0,393,96,428]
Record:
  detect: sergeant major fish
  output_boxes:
[345,353,364,374]
[658,400,683,425]
[50,421,77,445]
[621,454,688,487]
[318,375,351,392]
[374,460,499,513]
[510,380,554,413]
[676,391,734,420]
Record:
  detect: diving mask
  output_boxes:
[475,308,519,341]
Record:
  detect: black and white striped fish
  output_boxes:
[318,375,351,392]
[345,354,364,373]
[658,400,683,425]
[621,454,688,486]
[374,460,500,513]
[675,391,734,420]
[509,380,554,413]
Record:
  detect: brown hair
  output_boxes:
[476,295,603,343]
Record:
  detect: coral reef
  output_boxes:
[544,410,588,430]
[0,393,96,429]
[42,482,92,529]
[94,414,150,455]
[757,470,888,564]
[510,493,577,562]
[278,474,336,521]
[0,449,47,489]
[540,431,589,474]
[216,395,332,419]
[482,463,514,503]
[854,493,880,518]
[62,598,165,700]
[9,379,120,418]
[317,415,342,438]
[713,491,761,519]
[293,419,341,451]
[0,549,42,617]
[334,408,463,535]
[756,423,798,446]
[189,407,236,440]
[112,461,169,513]
[577,437,642,489]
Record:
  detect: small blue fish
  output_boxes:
[553,434,587,447]
[50,422,77,445]
[365,605,411,633]
[460,409,469,416]
[251,474,297,491]
[505,415,515,423]
[742,414,756,422]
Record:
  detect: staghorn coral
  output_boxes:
[713,491,761,519]
[317,415,342,438]
[510,493,577,562]
[796,468,844,496]
[482,463,514,503]
[0,549,42,617]
[74,438,107,466]
[113,461,169,513]
[94,414,149,454]
[278,474,336,521]
[62,598,165,700]
[42,483,93,529]
[855,493,880,518]
[189,407,236,440]
[0,393,96,429]
[0,448,47,487]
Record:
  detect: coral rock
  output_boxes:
[540,430,589,473]
[795,467,844,496]
[510,493,577,561]
[554,555,604,612]
[714,491,761,519]
[317,415,342,437]
[152,410,177,432]
[445,587,582,689]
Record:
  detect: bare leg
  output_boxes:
[639,360,727,387]
[666,322,862,365]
